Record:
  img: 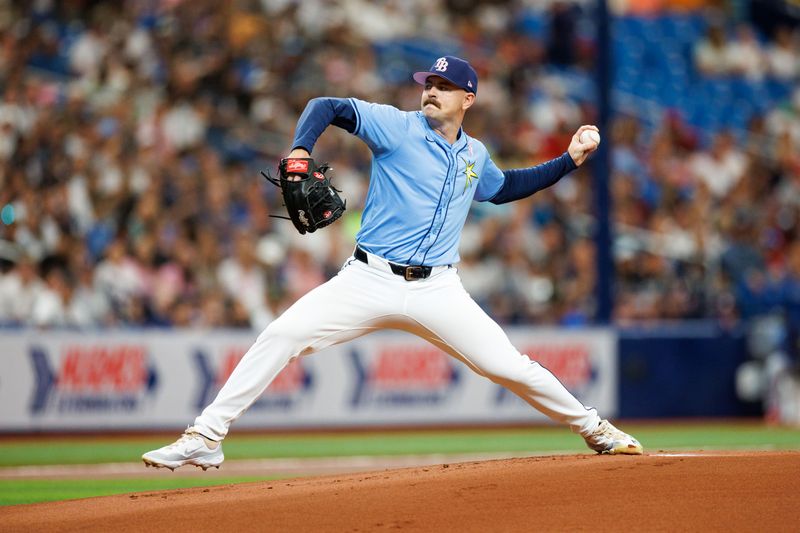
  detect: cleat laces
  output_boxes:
[165,428,202,450]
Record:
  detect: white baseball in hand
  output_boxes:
[579,129,601,146]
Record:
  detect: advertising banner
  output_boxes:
[0,328,616,431]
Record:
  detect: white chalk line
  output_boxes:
[0,451,540,480]
[651,453,720,457]
[2,448,794,479]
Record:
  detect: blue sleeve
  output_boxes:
[474,156,506,202]
[488,152,577,205]
[291,97,357,153]
[350,98,408,156]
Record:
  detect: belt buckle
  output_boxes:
[404,266,425,281]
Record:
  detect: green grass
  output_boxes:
[1,423,798,506]
[0,477,269,506]
[1,423,798,467]
[621,424,800,451]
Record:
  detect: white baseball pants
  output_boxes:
[193,250,601,440]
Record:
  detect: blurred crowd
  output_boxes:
[695,22,799,80]
[0,0,799,332]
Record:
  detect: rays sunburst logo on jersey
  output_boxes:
[461,158,478,193]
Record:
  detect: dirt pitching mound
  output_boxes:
[4,451,799,532]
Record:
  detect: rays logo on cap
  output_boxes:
[412,55,478,94]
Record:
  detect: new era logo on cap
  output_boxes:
[412,55,478,94]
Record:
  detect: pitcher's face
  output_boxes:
[420,76,473,122]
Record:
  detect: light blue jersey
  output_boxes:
[350,98,504,266]
[290,96,576,266]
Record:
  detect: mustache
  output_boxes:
[423,99,440,108]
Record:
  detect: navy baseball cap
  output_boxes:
[413,56,478,94]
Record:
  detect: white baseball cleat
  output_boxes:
[584,419,643,455]
[142,427,224,471]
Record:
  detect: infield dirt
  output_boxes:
[3,451,799,532]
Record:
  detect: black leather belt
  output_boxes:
[354,246,435,281]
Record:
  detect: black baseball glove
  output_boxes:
[262,157,346,234]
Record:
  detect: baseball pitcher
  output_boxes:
[143,55,642,471]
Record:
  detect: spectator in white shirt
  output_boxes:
[726,24,765,80]
[767,26,799,80]
[695,25,731,77]
[217,229,273,330]
[0,258,44,325]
